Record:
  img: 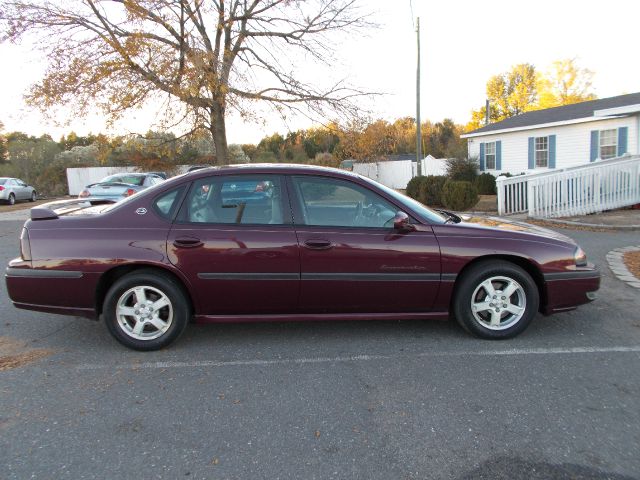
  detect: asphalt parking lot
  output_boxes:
[1,213,639,480]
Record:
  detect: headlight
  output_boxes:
[574,247,587,267]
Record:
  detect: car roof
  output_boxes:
[185,163,360,181]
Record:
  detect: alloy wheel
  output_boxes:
[470,276,526,330]
[115,285,174,340]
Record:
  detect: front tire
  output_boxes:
[30,191,37,202]
[453,260,539,339]
[103,270,190,350]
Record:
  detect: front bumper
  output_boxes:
[543,264,600,314]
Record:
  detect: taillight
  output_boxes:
[123,188,136,197]
[20,228,31,261]
[0,186,4,191]
[78,190,90,198]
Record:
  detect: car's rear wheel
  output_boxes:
[8,193,15,205]
[103,270,190,350]
[30,191,37,202]
[453,260,539,339]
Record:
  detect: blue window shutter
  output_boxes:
[496,141,502,170]
[528,137,534,169]
[618,127,628,156]
[479,142,485,171]
[549,135,556,168]
[590,130,598,162]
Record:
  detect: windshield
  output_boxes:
[357,175,447,224]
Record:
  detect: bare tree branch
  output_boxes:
[0,0,376,162]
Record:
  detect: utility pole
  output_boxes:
[485,99,490,125]
[415,17,422,176]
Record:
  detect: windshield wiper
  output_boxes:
[436,209,461,224]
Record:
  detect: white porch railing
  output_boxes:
[496,155,640,218]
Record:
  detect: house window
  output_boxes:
[599,129,617,159]
[535,136,548,168]
[485,142,496,170]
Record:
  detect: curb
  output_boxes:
[533,217,640,231]
[606,246,640,289]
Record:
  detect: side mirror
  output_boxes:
[393,211,415,232]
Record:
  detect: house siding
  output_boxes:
[466,115,639,175]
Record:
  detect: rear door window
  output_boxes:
[179,175,287,225]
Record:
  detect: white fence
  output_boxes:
[352,155,448,189]
[496,155,640,218]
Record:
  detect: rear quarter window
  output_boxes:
[153,187,185,220]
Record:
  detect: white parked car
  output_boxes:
[0,177,37,205]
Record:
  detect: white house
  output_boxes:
[461,92,640,175]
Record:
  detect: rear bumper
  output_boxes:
[543,265,600,314]
[6,261,99,319]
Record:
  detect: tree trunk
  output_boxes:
[210,104,228,165]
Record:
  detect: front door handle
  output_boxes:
[303,239,333,250]
[173,236,203,248]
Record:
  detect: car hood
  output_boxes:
[456,215,577,245]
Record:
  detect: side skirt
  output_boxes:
[12,302,97,320]
[195,311,450,324]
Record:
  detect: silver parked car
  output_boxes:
[0,177,37,205]
[78,173,165,203]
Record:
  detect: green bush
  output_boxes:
[445,157,478,182]
[475,173,496,195]
[405,175,423,200]
[419,175,447,206]
[441,180,479,211]
[406,175,447,207]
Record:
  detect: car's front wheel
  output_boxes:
[103,270,190,350]
[30,191,37,202]
[453,260,539,339]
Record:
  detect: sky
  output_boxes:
[1,0,639,144]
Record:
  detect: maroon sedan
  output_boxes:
[6,165,599,350]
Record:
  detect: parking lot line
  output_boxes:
[76,345,640,371]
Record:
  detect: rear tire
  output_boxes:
[453,260,539,339]
[103,270,190,350]
[8,193,15,205]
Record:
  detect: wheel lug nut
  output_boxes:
[501,296,506,300]
[503,304,507,308]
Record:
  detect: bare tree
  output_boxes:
[1,0,373,162]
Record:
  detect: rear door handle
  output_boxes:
[303,239,333,250]
[173,236,203,248]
